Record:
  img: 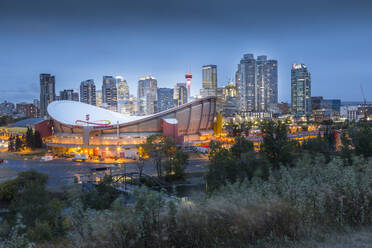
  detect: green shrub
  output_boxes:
[27,220,52,242]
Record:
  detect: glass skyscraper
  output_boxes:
[237,54,278,115]
[157,88,174,112]
[102,76,118,112]
[80,79,96,106]
[291,63,311,117]
[137,76,157,115]
[40,73,56,117]
[200,65,217,97]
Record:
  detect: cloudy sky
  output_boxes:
[0,0,371,102]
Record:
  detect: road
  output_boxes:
[0,157,209,188]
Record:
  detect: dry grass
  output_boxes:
[286,227,372,248]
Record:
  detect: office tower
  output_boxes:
[116,76,130,101]
[291,63,311,117]
[33,99,40,117]
[278,102,290,115]
[323,99,341,116]
[237,54,278,115]
[40,73,56,117]
[174,83,187,105]
[96,90,102,107]
[116,76,130,114]
[16,103,38,118]
[119,95,136,115]
[200,65,217,97]
[80,79,96,105]
[216,82,238,116]
[60,89,79,101]
[237,54,256,113]
[137,76,157,115]
[177,84,188,106]
[157,88,174,112]
[102,76,118,111]
[311,96,323,111]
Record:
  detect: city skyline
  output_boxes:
[1,0,372,103]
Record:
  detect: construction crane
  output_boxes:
[360,84,368,120]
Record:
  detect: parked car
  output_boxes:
[73,154,89,162]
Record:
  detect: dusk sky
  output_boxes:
[0,0,371,103]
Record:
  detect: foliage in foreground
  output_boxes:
[64,155,372,247]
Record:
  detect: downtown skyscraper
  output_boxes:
[137,76,157,115]
[291,63,311,117]
[40,73,56,117]
[116,76,130,102]
[116,76,130,114]
[102,76,118,112]
[157,88,174,112]
[200,65,217,97]
[236,54,278,115]
[174,82,187,106]
[80,79,96,105]
[60,89,79,101]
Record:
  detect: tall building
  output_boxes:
[60,89,79,101]
[236,54,278,115]
[96,90,102,107]
[102,76,118,112]
[323,99,341,116]
[116,76,130,114]
[16,103,38,118]
[216,82,238,116]
[137,76,157,115]
[174,83,187,105]
[177,84,188,106]
[40,73,56,117]
[116,76,130,101]
[80,80,96,105]
[157,88,174,112]
[0,101,15,116]
[200,65,217,97]
[291,63,311,117]
[119,95,136,115]
[33,99,40,117]
[311,96,323,110]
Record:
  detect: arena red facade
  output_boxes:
[46,96,216,150]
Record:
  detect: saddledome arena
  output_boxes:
[45,96,216,157]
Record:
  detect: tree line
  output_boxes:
[8,127,42,152]
[206,120,372,191]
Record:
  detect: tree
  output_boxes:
[206,141,235,192]
[33,131,42,148]
[340,132,353,165]
[224,120,242,137]
[15,136,22,151]
[10,182,50,227]
[25,127,34,149]
[16,169,49,188]
[164,150,189,181]
[238,151,270,180]
[231,137,254,159]
[351,125,372,158]
[241,121,252,136]
[8,135,15,152]
[142,134,176,178]
[260,121,294,169]
[82,175,119,210]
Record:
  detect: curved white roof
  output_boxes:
[47,101,146,126]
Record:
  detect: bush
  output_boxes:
[66,154,372,247]
[27,220,52,242]
[0,179,19,202]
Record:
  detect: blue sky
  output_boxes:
[0,0,371,103]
